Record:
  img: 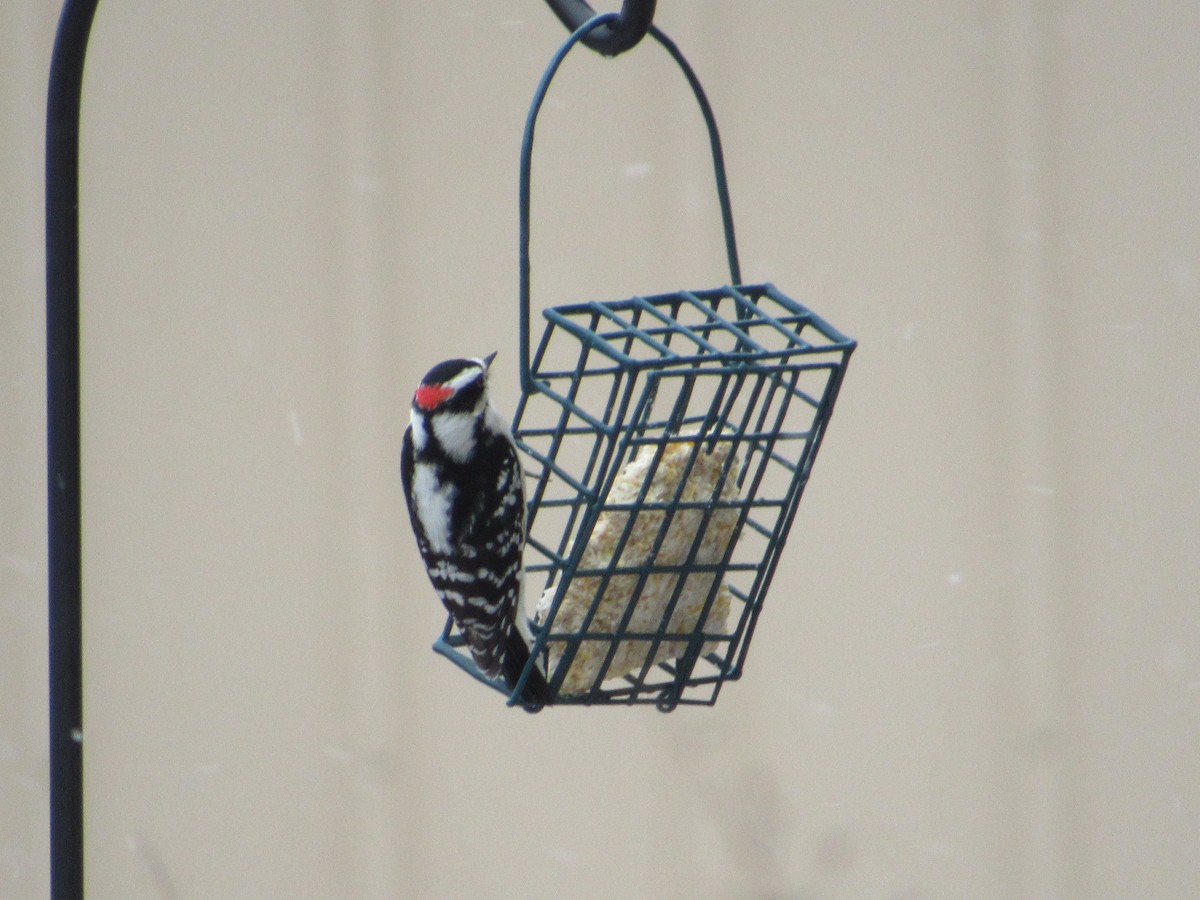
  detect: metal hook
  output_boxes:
[518,13,742,392]
[542,0,657,56]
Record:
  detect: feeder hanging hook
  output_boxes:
[542,0,657,56]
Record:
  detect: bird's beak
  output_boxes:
[482,351,498,369]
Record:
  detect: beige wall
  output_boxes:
[3,1,1198,897]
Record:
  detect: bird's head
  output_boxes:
[409,352,501,461]
[413,352,496,415]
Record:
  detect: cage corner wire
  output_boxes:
[434,11,856,712]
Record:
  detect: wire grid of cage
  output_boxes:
[431,16,855,709]
[516,283,854,708]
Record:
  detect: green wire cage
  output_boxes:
[433,15,855,710]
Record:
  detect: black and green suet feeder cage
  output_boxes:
[434,10,856,710]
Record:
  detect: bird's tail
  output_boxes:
[501,626,552,706]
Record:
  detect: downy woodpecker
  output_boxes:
[400,353,550,704]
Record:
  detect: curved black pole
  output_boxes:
[542,0,656,56]
[46,0,100,896]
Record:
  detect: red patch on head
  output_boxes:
[415,384,455,410]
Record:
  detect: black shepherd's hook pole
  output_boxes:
[46,0,101,896]
[542,0,657,56]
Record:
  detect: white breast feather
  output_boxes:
[483,400,513,439]
[431,410,477,464]
[412,462,456,554]
[408,413,428,450]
